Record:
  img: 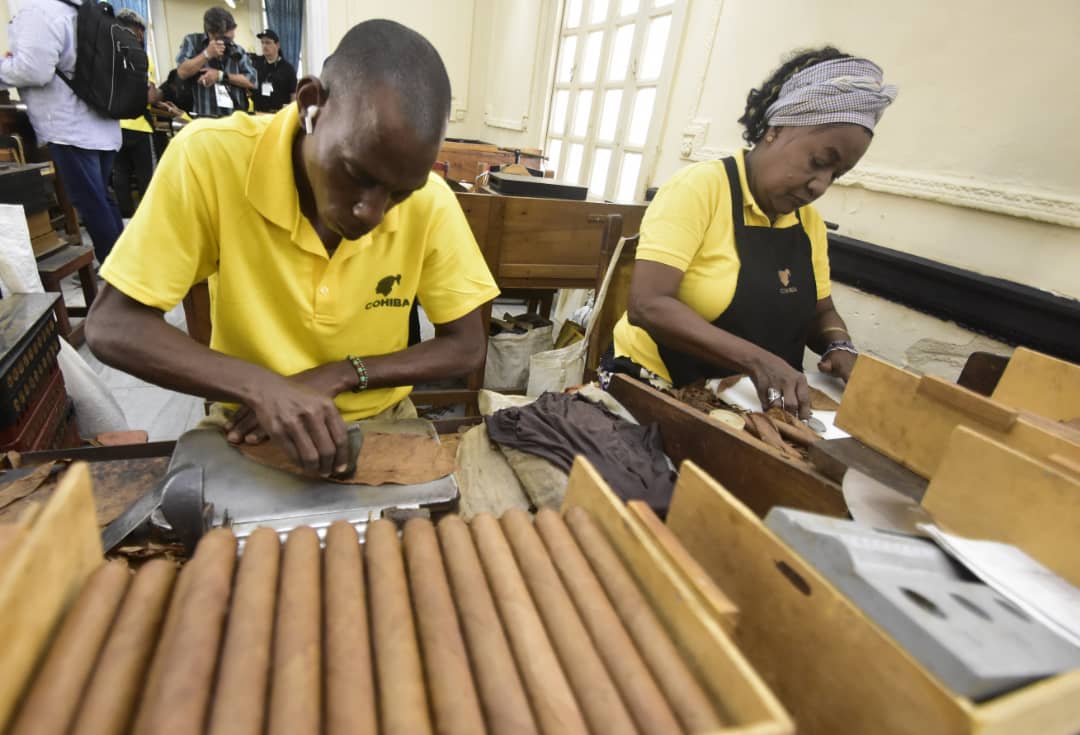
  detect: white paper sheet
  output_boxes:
[843,468,933,536]
[920,524,1080,649]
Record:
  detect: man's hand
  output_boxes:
[226,363,351,451]
[228,372,351,476]
[204,38,226,60]
[197,68,222,87]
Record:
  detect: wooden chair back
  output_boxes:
[585,233,639,376]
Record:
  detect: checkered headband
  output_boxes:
[764,57,898,132]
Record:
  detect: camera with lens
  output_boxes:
[222,38,242,61]
[200,35,242,69]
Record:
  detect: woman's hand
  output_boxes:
[818,349,857,382]
[746,350,812,419]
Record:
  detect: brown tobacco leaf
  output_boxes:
[237,432,457,485]
[0,461,56,510]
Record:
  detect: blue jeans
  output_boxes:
[48,144,124,263]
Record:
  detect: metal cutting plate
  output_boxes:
[167,420,458,541]
[765,507,1080,700]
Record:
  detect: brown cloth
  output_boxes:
[485,392,676,516]
[236,433,456,486]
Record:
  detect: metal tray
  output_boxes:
[167,420,458,542]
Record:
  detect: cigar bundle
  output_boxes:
[9,509,725,735]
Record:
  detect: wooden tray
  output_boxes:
[608,374,846,518]
[665,459,1080,735]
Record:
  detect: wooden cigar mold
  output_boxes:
[8,512,730,735]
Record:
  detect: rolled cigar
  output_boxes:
[403,518,486,735]
[268,526,322,735]
[366,518,433,735]
[500,509,638,735]
[135,528,237,735]
[208,527,281,735]
[564,507,724,731]
[130,542,200,735]
[9,560,131,735]
[534,509,682,735]
[324,521,377,735]
[470,513,588,735]
[74,559,177,735]
[437,515,537,735]
[766,410,822,447]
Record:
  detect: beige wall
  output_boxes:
[318,0,557,147]
[295,0,1080,300]
[661,0,1080,298]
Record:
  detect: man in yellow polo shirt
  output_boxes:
[86,19,499,476]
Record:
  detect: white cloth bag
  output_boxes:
[526,236,628,396]
[483,321,554,392]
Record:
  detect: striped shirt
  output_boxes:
[176,33,257,118]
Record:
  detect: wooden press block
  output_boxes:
[0,462,103,729]
[836,354,1080,479]
[664,459,1080,735]
[991,347,1080,422]
[922,426,1080,588]
[626,500,740,636]
[562,457,792,734]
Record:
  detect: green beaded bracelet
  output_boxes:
[347,355,368,392]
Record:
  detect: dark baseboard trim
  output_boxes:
[827,234,1080,364]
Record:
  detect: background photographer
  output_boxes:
[176,6,255,117]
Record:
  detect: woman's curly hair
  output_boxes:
[738,46,851,145]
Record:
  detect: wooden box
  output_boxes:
[563,457,793,733]
[25,209,51,239]
[608,374,846,518]
[836,354,1080,478]
[31,230,64,258]
[665,459,1080,735]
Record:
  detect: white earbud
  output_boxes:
[303,105,318,134]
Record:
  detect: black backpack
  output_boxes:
[54,0,149,119]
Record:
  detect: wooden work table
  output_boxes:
[456,191,646,291]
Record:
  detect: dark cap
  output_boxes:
[256,29,280,43]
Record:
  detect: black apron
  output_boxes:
[657,156,817,387]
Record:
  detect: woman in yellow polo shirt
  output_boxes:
[604,47,897,419]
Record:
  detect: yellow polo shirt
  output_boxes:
[101,104,500,420]
[120,57,155,134]
[612,150,832,382]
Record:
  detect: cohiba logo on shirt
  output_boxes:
[777,268,798,295]
[366,274,411,310]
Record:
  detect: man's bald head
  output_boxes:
[321,20,451,146]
